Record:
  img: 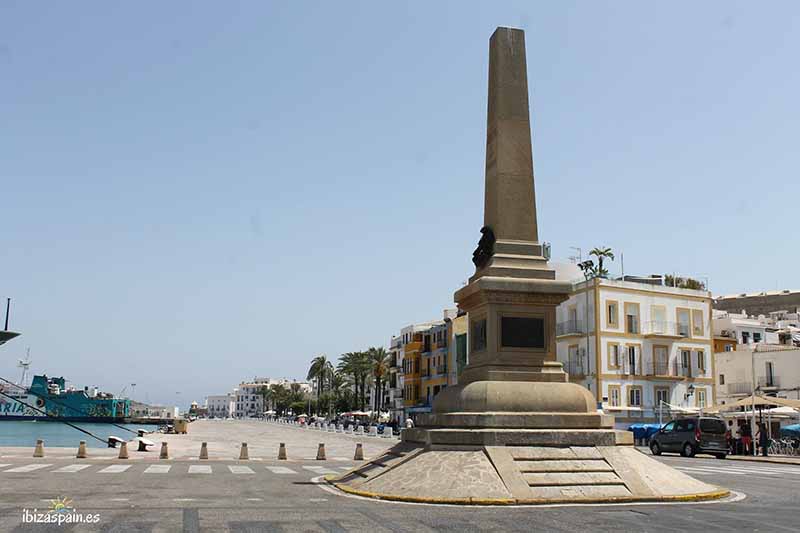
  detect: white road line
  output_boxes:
[229,465,254,474]
[4,464,52,473]
[52,464,91,473]
[144,465,171,474]
[0,464,11,469]
[677,466,747,475]
[98,465,131,473]
[266,466,296,474]
[727,465,800,474]
[331,457,350,462]
[303,465,337,474]
[188,465,212,474]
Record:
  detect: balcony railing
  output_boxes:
[565,357,584,377]
[625,316,640,334]
[621,358,638,375]
[758,375,780,388]
[436,364,448,374]
[725,382,752,395]
[674,360,692,378]
[642,321,690,338]
[650,360,671,376]
[556,319,586,336]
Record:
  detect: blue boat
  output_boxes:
[0,375,130,422]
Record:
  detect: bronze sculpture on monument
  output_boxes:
[331,27,727,504]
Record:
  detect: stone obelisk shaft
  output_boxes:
[484,27,538,243]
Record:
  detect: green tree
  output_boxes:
[307,355,333,407]
[368,347,389,414]
[259,385,273,415]
[590,247,615,278]
[664,274,706,290]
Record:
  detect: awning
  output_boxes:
[705,395,800,413]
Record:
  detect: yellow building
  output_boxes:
[402,334,423,409]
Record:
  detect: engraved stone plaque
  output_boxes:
[501,316,544,349]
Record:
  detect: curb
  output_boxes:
[727,456,800,466]
[326,478,730,506]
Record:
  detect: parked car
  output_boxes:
[649,416,728,459]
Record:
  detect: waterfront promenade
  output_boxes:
[0,419,396,461]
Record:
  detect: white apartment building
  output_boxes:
[556,277,714,427]
[234,377,313,417]
[712,310,775,346]
[206,393,235,418]
[715,345,800,405]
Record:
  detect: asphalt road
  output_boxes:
[0,451,798,532]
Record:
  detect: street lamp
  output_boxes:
[577,260,595,394]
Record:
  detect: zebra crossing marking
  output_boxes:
[188,465,212,474]
[303,466,337,474]
[144,465,171,474]
[229,465,254,474]
[4,464,52,473]
[98,465,131,473]
[266,466,296,474]
[52,464,91,473]
[0,464,11,469]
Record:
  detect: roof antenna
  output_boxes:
[4,298,10,331]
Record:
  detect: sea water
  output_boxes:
[0,420,160,448]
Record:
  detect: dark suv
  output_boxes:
[649,416,728,459]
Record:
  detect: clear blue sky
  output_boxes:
[2,2,798,407]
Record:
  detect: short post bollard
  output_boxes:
[369,426,378,437]
[199,442,208,460]
[316,443,326,460]
[160,442,169,460]
[354,443,364,461]
[76,441,87,459]
[239,442,249,460]
[33,439,45,458]
[118,441,129,459]
[278,442,287,460]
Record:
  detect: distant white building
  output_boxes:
[715,344,800,406]
[129,401,179,420]
[233,377,313,417]
[556,276,714,427]
[206,393,235,418]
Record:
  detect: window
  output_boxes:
[677,309,691,337]
[607,343,621,369]
[628,387,642,407]
[697,389,707,408]
[626,345,638,375]
[653,345,669,375]
[608,385,621,407]
[655,387,669,408]
[753,332,762,343]
[607,301,619,327]
[742,331,750,344]
[651,306,666,332]
[725,344,733,352]
[719,374,725,385]
[692,309,704,336]
[662,421,676,432]
[624,303,640,334]
[766,362,775,386]
[696,350,705,374]
[681,349,691,368]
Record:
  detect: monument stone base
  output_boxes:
[328,434,729,505]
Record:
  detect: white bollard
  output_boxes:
[345,425,353,434]
[336,424,343,433]
[328,424,335,433]
[356,425,364,435]
[381,427,392,438]
[369,426,378,437]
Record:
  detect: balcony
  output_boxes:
[674,360,692,378]
[725,382,753,395]
[436,364,448,374]
[758,375,780,388]
[565,357,584,378]
[650,360,672,377]
[643,321,690,339]
[556,319,586,337]
[620,359,639,376]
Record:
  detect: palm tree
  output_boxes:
[307,355,332,408]
[259,385,273,415]
[590,247,615,278]
[337,352,363,408]
[368,347,389,414]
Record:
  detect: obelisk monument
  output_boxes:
[331,27,726,504]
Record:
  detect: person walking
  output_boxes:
[741,421,753,455]
[726,420,734,455]
[757,422,769,457]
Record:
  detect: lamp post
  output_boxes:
[577,260,595,394]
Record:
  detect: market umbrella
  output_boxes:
[780,424,800,438]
